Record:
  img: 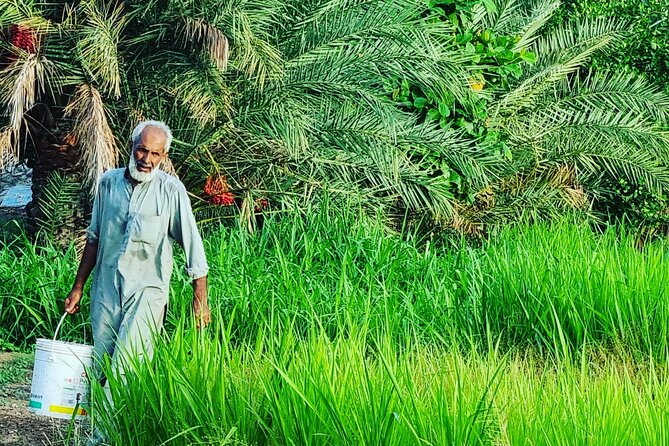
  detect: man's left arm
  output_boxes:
[169,183,211,328]
[192,275,210,329]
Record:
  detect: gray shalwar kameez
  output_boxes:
[86,168,208,370]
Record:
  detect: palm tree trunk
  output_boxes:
[24,105,89,247]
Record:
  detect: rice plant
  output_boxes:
[93,317,669,445]
[0,235,88,348]
[5,206,669,443]
[4,207,669,357]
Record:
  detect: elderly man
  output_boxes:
[64,120,210,372]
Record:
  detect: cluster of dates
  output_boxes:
[203,175,269,211]
[9,24,36,54]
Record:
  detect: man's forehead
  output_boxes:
[138,126,168,151]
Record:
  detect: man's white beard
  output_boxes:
[128,155,160,182]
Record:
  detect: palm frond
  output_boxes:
[0,1,24,26]
[287,33,468,105]
[405,124,495,190]
[280,0,468,103]
[454,164,588,232]
[0,53,58,160]
[506,73,669,194]
[305,146,457,217]
[234,98,312,158]
[508,106,667,145]
[188,99,468,219]
[225,11,284,86]
[280,0,423,58]
[160,0,283,86]
[167,64,233,128]
[531,17,626,58]
[64,84,119,194]
[470,0,519,31]
[501,70,669,159]
[549,71,669,125]
[468,0,559,51]
[544,127,669,193]
[192,202,239,227]
[182,17,229,72]
[512,0,560,51]
[77,0,126,98]
[497,18,626,113]
[36,170,82,242]
[0,1,44,28]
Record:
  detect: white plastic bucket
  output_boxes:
[28,313,93,420]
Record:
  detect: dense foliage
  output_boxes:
[0,0,478,232]
[558,0,669,92]
[552,0,669,233]
[3,208,669,357]
[2,210,669,444]
[2,0,669,237]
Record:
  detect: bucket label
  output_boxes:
[29,400,42,409]
[49,405,88,416]
[55,387,90,407]
[63,370,89,387]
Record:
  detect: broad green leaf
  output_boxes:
[413,97,429,109]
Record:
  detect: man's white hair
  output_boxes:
[131,120,173,153]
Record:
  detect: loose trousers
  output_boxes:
[90,287,167,376]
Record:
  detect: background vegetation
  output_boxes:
[556,0,669,93]
[552,0,669,235]
[3,208,669,358]
[1,0,669,239]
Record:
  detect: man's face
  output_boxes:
[129,126,167,182]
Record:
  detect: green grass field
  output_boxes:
[2,208,668,444]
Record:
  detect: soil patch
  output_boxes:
[0,352,89,446]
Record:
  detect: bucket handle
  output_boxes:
[52,311,87,353]
[53,312,68,343]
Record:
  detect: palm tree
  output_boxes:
[451,0,669,232]
[6,0,661,239]
[1,1,119,244]
[1,0,489,240]
[130,0,496,228]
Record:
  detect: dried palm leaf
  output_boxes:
[168,66,233,127]
[183,18,229,72]
[0,128,16,169]
[0,53,56,164]
[161,156,179,179]
[64,84,119,195]
[36,170,82,244]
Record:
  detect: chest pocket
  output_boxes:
[130,214,163,245]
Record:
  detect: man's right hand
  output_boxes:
[64,288,82,314]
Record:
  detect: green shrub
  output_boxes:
[559,0,669,93]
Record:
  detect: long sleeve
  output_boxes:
[86,179,103,244]
[168,183,209,279]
